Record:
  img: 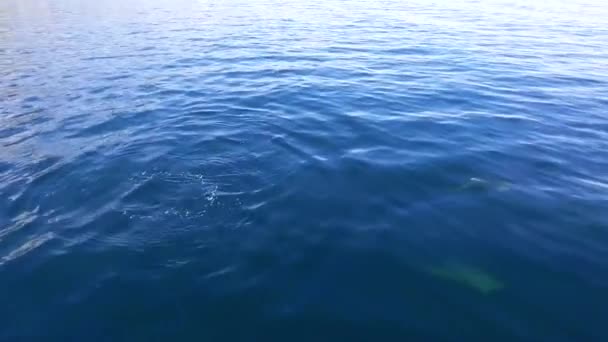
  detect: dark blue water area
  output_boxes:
[1,0,608,340]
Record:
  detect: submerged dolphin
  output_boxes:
[428,262,504,295]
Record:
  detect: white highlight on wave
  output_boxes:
[0,232,55,266]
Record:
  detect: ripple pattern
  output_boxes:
[1,0,608,340]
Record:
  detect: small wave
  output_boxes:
[204,265,237,280]
[0,207,39,241]
[81,53,170,61]
[0,232,54,266]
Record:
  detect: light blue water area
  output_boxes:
[1,0,608,340]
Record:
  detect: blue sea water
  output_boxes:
[1,0,608,340]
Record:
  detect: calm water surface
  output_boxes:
[1,0,608,340]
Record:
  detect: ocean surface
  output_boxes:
[1,0,608,340]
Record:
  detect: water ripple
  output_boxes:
[1,0,608,340]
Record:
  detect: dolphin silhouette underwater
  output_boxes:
[427,261,504,295]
